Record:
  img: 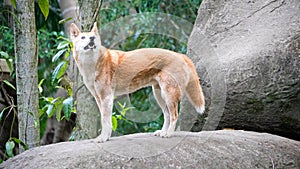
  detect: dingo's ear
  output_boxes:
[91,22,98,34]
[70,23,81,39]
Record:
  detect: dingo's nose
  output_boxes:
[90,36,95,41]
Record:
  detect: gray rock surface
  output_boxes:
[1,131,299,169]
[180,0,300,140]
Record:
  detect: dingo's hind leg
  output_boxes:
[152,84,170,136]
[154,72,181,138]
[164,100,179,138]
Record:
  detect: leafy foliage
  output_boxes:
[0,1,72,159]
[5,137,28,158]
[37,0,50,19]
[38,35,74,126]
[35,0,63,31]
[5,141,14,158]
[0,85,18,160]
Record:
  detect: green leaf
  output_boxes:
[0,106,13,122]
[5,59,14,76]
[50,97,60,104]
[0,109,4,122]
[10,0,16,9]
[58,18,73,25]
[3,80,16,90]
[63,49,71,60]
[38,79,45,94]
[63,97,73,120]
[38,0,50,19]
[117,102,134,116]
[112,116,118,131]
[46,104,55,117]
[0,51,9,58]
[58,36,71,41]
[52,61,68,82]
[11,137,28,150]
[55,101,63,121]
[52,49,66,62]
[56,107,62,121]
[38,109,45,118]
[116,114,123,120]
[57,41,70,50]
[42,96,54,103]
[5,141,15,157]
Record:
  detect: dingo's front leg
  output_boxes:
[94,91,114,143]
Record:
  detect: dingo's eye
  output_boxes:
[81,36,85,39]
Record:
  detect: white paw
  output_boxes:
[153,130,163,136]
[93,135,109,143]
[153,130,171,138]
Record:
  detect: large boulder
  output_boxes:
[180,0,300,140]
[1,131,299,168]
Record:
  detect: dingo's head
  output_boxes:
[70,22,101,52]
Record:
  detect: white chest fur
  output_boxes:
[76,50,99,95]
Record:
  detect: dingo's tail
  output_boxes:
[184,58,205,114]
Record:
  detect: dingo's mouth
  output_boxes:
[84,42,96,50]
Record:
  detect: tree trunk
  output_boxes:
[14,0,39,152]
[58,0,78,33]
[77,0,102,31]
[58,0,102,140]
[74,0,102,140]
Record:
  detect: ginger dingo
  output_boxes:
[70,22,205,142]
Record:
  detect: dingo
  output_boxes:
[70,22,205,142]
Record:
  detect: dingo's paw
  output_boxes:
[153,130,171,138]
[93,135,109,143]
